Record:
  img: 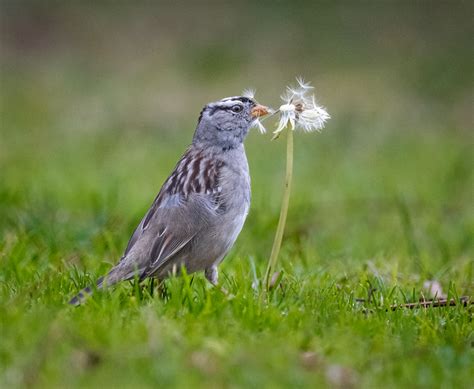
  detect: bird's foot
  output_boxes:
[205,266,234,299]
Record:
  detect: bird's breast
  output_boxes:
[218,155,251,215]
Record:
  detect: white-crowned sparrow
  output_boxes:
[69,96,269,305]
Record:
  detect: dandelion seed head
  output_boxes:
[273,77,330,136]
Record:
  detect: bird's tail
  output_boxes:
[68,276,105,306]
[69,258,142,305]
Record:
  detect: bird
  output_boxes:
[69,96,269,305]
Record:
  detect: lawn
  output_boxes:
[0,3,472,388]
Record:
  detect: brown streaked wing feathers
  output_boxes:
[123,147,224,271]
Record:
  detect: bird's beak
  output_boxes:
[251,104,270,118]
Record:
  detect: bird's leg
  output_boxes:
[147,277,168,299]
[205,266,231,296]
[149,278,155,297]
[157,279,169,299]
[205,265,219,286]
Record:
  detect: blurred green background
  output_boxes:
[0,1,473,388]
[1,1,472,274]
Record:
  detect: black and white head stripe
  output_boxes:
[198,96,255,123]
[208,96,256,110]
[220,96,255,104]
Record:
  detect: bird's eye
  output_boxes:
[231,105,243,113]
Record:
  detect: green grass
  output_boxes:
[1,3,473,388]
[1,116,472,388]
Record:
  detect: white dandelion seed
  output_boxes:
[242,88,256,99]
[253,117,268,134]
[243,87,274,134]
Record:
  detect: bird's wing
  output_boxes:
[112,147,225,282]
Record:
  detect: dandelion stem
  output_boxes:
[264,127,293,290]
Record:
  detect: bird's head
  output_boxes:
[193,96,269,150]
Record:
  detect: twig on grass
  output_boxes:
[388,296,471,311]
[357,296,472,313]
